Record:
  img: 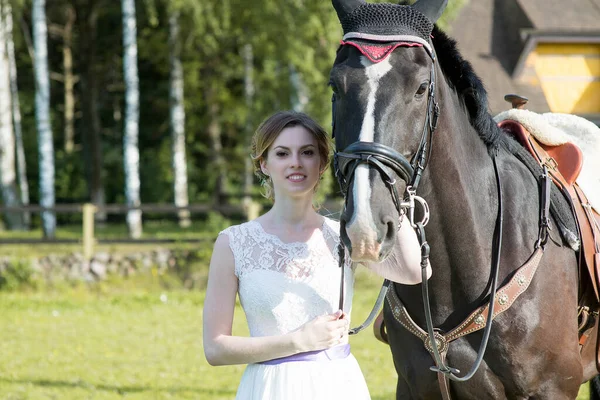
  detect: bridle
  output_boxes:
[333,36,439,332]
[332,34,514,384]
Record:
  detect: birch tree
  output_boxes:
[0,0,24,230]
[168,8,190,228]
[242,42,255,219]
[122,0,142,238]
[33,0,56,237]
[2,0,29,228]
[289,64,308,112]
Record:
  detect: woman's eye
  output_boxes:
[416,82,428,96]
[303,150,314,156]
[276,152,287,157]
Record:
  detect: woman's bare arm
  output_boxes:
[202,234,348,366]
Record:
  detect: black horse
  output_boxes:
[330,0,598,398]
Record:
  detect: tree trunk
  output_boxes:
[168,10,190,228]
[206,85,226,205]
[32,0,56,238]
[62,5,76,154]
[76,0,106,222]
[2,0,28,228]
[122,0,142,239]
[242,43,257,220]
[289,63,308,112]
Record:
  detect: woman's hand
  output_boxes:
[293,310,349,352]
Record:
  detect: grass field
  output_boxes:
[0,267,592,399]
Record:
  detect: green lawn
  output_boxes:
[0,269,591,399]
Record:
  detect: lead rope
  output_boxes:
[338,236,391,334]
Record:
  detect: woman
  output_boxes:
[203,111,427,399]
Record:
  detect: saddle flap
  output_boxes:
[541,142,583,186]
[499,120,583,185]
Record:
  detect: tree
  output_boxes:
[74,0,107,222]
[48,3,76,154]
[168,7,190,227]
[122,0,142,238]
[2,0,29,228]
[33,0,56,237]
[0,0,25,230]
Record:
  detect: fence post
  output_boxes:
[82,203,97,260]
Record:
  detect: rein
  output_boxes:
[332,34,552,392]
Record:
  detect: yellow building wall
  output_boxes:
[527,43,600,114]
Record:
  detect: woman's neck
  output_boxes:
[265,194,321,229]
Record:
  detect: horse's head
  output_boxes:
[331,0,446,262]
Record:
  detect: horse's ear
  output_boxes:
[332,0,365,20]
[411,0,448,23]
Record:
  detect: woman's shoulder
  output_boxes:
[218,220,258,240]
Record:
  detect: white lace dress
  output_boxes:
[220,217,371,400]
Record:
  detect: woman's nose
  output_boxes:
[290,153,302,167]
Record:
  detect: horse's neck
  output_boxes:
[411,91,507,324]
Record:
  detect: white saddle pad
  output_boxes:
[494,109,600,213]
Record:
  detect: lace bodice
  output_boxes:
[220,217,354,337]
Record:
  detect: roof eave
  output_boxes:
[512,30,600,80]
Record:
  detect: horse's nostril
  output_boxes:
[383,218,396,243]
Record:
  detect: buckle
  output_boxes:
[543,157,558,171]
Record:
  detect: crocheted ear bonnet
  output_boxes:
[339,3,434,41]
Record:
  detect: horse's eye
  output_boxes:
[416,82,429,96]
[328,79,339,94]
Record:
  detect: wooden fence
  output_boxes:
[0,199,342,259]
[0,202,258,260]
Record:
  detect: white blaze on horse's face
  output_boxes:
[346,55,393,262]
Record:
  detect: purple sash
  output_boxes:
[258,344,351,365]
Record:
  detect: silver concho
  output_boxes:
[475,314,485,325]
[498,293,509,306]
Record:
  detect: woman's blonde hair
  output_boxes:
[251,111,332,201]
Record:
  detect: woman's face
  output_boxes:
[260,125,321,200]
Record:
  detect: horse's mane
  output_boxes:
[431,26,505,151]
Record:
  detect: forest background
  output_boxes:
[0,0,465,239]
